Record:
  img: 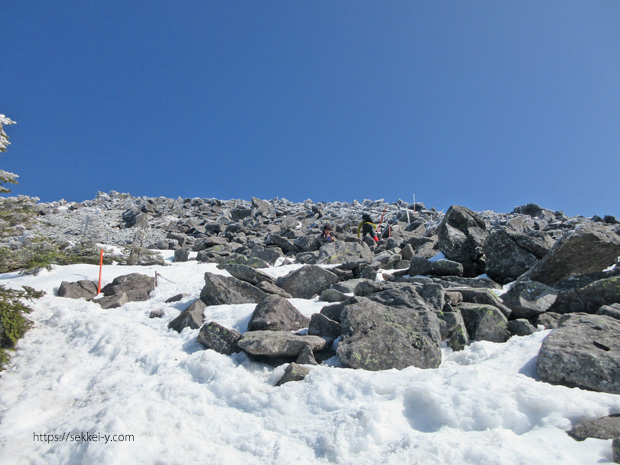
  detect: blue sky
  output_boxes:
[2,1,620,217]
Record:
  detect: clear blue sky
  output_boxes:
[3,1,620,217]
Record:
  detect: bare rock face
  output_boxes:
[336,297,442,371]
[536,313,620,394]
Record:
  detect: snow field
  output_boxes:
[1,257,619,464]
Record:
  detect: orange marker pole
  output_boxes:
[97,249,104,294]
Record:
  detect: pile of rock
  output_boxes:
[51,195,620,393]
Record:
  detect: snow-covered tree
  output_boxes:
[0,114,19,194]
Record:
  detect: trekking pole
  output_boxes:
[377,206,387,236]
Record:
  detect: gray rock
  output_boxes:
[96,292,129,309]
[483,230,539,284]
[598,304,620,321]
[534,312,563,329]
[149,309,165,318]
[501,280,558,319]
[459,303,510,342]
[276,363,310,386]
[613,438,620,464]
[437,205,488,277]
[249,245,284,266]
[57,280,98,300]
[453,288,512,318]
[197,321,242,355]
[336,298,442,371]
[437,309,469,351]
[308,313,341,339]
[223,264,275,286]
[247,295,310,332]
[174,248,190,262]
[275,265,339,299]
[296,345,318,365]
[319,288,349,302]
[237,331,328,357]
[168,299,206,332]
[520,224,620,286]
[255,281,293,298]
[101,273,156,302]
[537,313,620,394]
[507,319,537,337]
[317,241,374,265]
[353,280,385,296]
[549,277,620,314]
[568,415,620,441]
[320,302,346,323]
[409,257,464,277]
[200,272,267,306]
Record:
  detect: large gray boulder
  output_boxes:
[483,230,539,284]
[336,298,442,371]
[437,309,469,351]
[520,224,620,286]
[437,205,488,277]
[237,331,329,358]
[275,265,339,299]
[459,303,509,343]
[57,280,98,300]
[317,241,374,265]
[549,277,620,314]
[200,272,267,306]
[454,287,512,318]
[247,295,310,332]
[537,313,620,394]
[101,273,156,302]
[409,257,464,277]
[501,280,558,319]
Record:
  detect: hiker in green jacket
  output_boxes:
[357,214,379,246]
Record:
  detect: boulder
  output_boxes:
[459,303,509,343]
[222,264,275,286]
[568,415,620,441]
[537,313,620,394]
[237,331,329,358]
[197,321,242,355]
[101,273,156,302]
[483,230,539,284]
[249,245,284,266]
[57,280,98,300]
[453,288,512,318]
[549,277,620,314]
[174,248,190,262]
[336,298,442,371]
[168,300,206,333]
[437,309,469,351]
[275,265,339,299]
[276,363,310,386]
[317,241,374,265]
[96,292,129,309]
[255,281,293,298]
[308,313,341,339]
[200,272,267,306]
[437,205,488,277]
[501,280,558,319]
[247,295,310,332]
[520,224,620,286]
[319,288,349,303]
[409,257,464,277]
[507,319,537,337]
[296,345,318,365]
[598,303,620,321]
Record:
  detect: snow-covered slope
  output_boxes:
[1,254,619,465]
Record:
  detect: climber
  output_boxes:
[357,214,379,246]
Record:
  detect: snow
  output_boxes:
[1,258,620,464]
